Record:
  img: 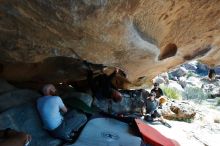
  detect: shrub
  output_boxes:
[182,86,208,102]
[217,98,220,106]
[161,86,182,100]
[176,118,194,123]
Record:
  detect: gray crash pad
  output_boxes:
[0,104,61,146]
[65,118,143,146]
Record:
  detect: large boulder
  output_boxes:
[161,101,196,121]
[0,89,40,112]
[182,61,197,72]
[62,91,93,107]
[1,0,220,84]
[200,78,220,97]
[0,79,41,112]
[153,72,169,85]
[166,80,184,92]
[0,78,41,113]
[0,104,62,146]
[169,67,188,79]
[185,76,203,88]
[93,90,146,113]
[153,76,166,85]
[0,78,16,94]
[195,63,209,76]
[214,67,220,75]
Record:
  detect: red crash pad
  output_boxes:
[135,119,179,146]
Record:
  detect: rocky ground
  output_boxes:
[150,61,220,146]
[150,100,220,146]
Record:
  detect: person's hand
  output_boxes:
[61,105,68,113]
[24,134,32,146]
[115,67,120,73]
[118,114,124,117]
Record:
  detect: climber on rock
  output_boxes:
[88,67,123,103]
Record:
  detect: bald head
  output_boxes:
[42,84,56,96]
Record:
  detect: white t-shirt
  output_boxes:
[37,96,65,130]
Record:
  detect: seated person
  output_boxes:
[0,128,31,146]
[151,82,163,99]
[37,84,87,142]
[142,92,164,122]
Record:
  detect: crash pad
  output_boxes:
[66,118,143,146]
[135,119,179,146]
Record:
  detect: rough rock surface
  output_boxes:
[0,79,61,145]
[0,79,41,112]
[151,102,220,146]
[61,91,93,107]
[1,0,220,83]
[0,89,40,112]
[0,104,62,146]
[160,100,196,120]
[0,78,16,94]
[93,89,146,113]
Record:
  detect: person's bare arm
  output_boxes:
[58,96,68,113]
[141,106,146,116]
[60,105,68,113]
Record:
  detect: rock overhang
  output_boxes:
[0,0,220,84]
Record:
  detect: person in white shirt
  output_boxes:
[37,84,87,141]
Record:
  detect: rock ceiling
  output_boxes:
[0,0,220,84]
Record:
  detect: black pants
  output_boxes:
[144,110,161,122]
[49,110,87,141]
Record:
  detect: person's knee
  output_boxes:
[2,130,31,146]
[16,132,29,142]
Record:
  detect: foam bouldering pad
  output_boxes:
[65,118,143,146]
[135,119,179,146]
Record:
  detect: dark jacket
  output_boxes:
[151,88,163,99]
[89,71,117,100]
[145,98,159,114]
